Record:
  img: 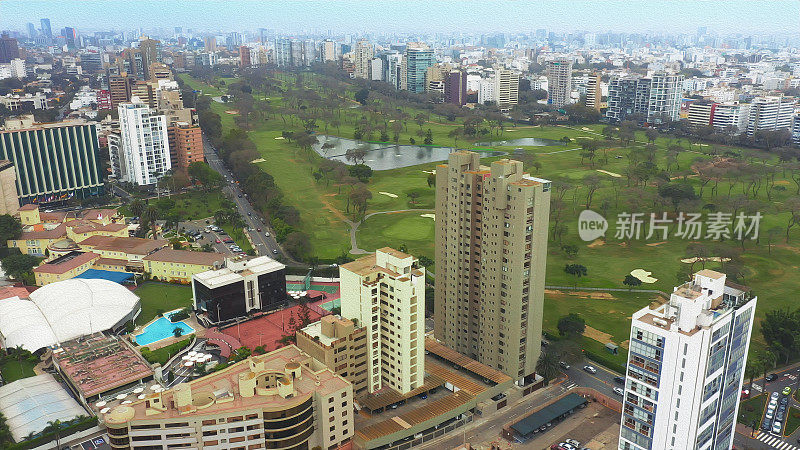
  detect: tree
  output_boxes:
[564,264,587,286]
[744,360,761,391]
[645,128,659,144]
[129,198,146,219]
[658,182,697,210]
[557,313,586,338]
[757,350,777,392]
[173,327,184,338]
[0,215,21,244]
[46,419,62,450]
[354,88,369,105]
[760,308,800,364]
[418,256,434,267]
[536,349,562,384]
[348,164,373,183]
[561,244,579,259]
[1,253,39,281]
[623,274,643,290]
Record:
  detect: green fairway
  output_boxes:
[357,212,435,258]
[0,358,36,383]
[135,282,193,324]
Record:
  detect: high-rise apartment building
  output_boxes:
[478,78,496,105]
[606,74,683,124]
[711,102,751,133]
[403,42,435,94]
[0,160,19,215]
[353,39,374,79]
[619,270,756,450]
[444,70,467,106]
[0,34,20,64]
[297,314,369,395]
[546,58,572,108]
[320,39,337,62]
[383,52,402,90]
[168,122,204,172]
[103,346,354,450]
[585,73,602,112]
[0,122,103,204]
[340,248,425,395]
[108,73,132,108]
[746,96,795,136]
[203,36,217,52]
[435,152,551,383]
[40,18,52,38]
[112,100,170,185]
[274,38,292,67]
[239,46,251,67]
[138,37,162,79]
[495,69,520,107]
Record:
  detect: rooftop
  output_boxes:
[78,236,168,255]
[193,256,285,288]
[33,251,99,274]
[143,248,225,266]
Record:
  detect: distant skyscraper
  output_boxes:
[203,36,217,52]
[546,58,573,108]
[239,46,251,67]
[0,34,20,64]
[353,39,374,79]
[274,38,292,67]
[113,100,171,185]
[494,69,520,107]
[444,70,467,106]
[585,73,602,112]
[435,152,551,383]
[619,270,756,450]
[62,27,77,49]
[40,18,52,38]
[26,23,37,39]
[320,39,336,62]
[138,38,162,79]
[402,42,434,94]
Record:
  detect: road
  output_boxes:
[202,135,298,263]
[735,365,800,450]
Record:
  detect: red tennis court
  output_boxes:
[219,304,326,352]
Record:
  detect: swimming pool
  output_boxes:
[135,316,195,346]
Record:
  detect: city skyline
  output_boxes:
[1,0,798,35]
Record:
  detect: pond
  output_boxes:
[475,137,562,147]
[312,135,505,170]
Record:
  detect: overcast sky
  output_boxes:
[1,0,797,35]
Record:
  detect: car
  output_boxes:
[257,228,262,232]
[550,446,566,450]
[614,376,625,384]
[272,249,279,254]
[265,232,270,237]
[418,393,427,399]
[783,386,792,396]
[561,443,577,450]
[238,194,242,198]
[771,391,781,401]
[583,365,597,374]
[740,388,750,399]
[613,387,624,396]
[560,361,570,370]
[773,421,783,434]
[781,397,789,405]
[766,373,779,382]
[565,439,581,447]
[765,408,775,420]
[215,239,221,243]
[224,239,234,244]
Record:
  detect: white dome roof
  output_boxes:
[0,279,140,351]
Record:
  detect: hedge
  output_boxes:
[585,350,627,375]
[140,338,191,365]
[7,416,98,450]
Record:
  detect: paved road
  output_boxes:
[562,357,625,400]
[735,365,800,450]
[202,135,298,263]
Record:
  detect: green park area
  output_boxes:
[134,282,193,324]
[738,394,766,430]
[178,69,800,368]
[0,357,36,383]
[118,190,226,222]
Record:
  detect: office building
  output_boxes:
[0,34,20,64]
[26,23,37,39]
[746,96,795,136]
[296,314,369,395]
[239,45,251,67]
[585,73,602,112]
[403,42,435,94]
[0,122,103,204]
[383,52,402,90]
[606,74,683,124]
[794,114,800,146]
[40,18,52,38]
[354,39,374,79]
[108,74,132,107]
[444,70,467,106]
[340,247,426,395]
[167,122,204,172]
[103,345,354,450]
[619,270,757,450]
[62,27,77,49]
[113,100,170,185]
[203,36,217,52]
[546,58,572,108]
[495,69,520,107]
[0,160,19,215]
[320,39,336,62]
[192,256,287,324]
[435,152,551,383]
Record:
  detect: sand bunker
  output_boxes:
[587,239,605,248]
[251,158,266,164]
[544,289,614,300]
[274,136,285,140]
[680,256,731,264]
[420,213,435,219]
[584,326,613,344]
[630,269,657,283]
[581,127,592,131]
[596,169,622,178]
[646,241,666,247]
[379,192,398,198]
[422,169,437,175]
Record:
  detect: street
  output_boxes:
[735,365,800,450]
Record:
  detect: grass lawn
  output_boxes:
[738,394,766,426]
[786,406,800,436]
[119,190,227,221]
[221,224,254,253]
[135,282,193,324]
[140,338,192,365]
[357,212,435,259]
[0,358,36,382]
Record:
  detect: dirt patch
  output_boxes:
[620,340,630,349]
[618,242,628,248]
[584,325,613,344]
[545,289,615,300]
[225,110,239,115]
[319,196,350,223]
[587,239,605,248]
[646,241,666,247]
[323,193,337,197]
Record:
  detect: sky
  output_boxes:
[1,0,798,35]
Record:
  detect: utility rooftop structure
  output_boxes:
[619,269,756,450]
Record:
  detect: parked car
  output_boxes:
[272,249,279,254]
[783,386,792,396]
[765,408,775,420]
[565,439,580,447]
[265,232,270,237]
[583,365,597,374]
[740,388,750,399]
[766,373,779,382]
[559,361,570,370]
[215,239,221,243]
[773,421,783,434]
[613,387,624,396]
[771,391,781,401]
[614,376,625,384]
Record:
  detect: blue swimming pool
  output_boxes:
[135,316,195,346]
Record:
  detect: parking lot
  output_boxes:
[519,402,619,449]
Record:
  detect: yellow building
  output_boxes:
[33,251,100,286]
[143,248,225,284]
[8,223,67,255]
[77,236,168,272]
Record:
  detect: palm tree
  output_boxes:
[744,360,762,391]
[758,350,777,392]
[143,206,160,238]
[46,419,62,449]
[536,350,561,385]
[129,199,146,218]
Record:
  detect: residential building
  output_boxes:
[296,314,369,395]
[0,92,46,110]
[383,52,402,90]
[130,80,157,108]
[274,38,292,67]
[103,346,354,450]
[619,270,757,450]
[585,73,602,112]
[478,77,496,105]
[0,160,18,215]
[746,96,795,136]
[435,152,551,383]
[143,248,225,284]
[426,64,446,94]
[370,58,384,82]
[138,37,162,79]
[320,39,336,62]
[606,74,683,123]
[794,114,800,146]
[192,256,287,324]
[712,103,751,133]
[0,34,19,64]
[495,69,520,107]
[444,70,468,106]
[108,73,132,107]
[354,39,374,79]
[33,251,100,286]
[340,247,426,395]
[0,122,103,205]
[687,102,714,128]
[167,122,203,172]
[403,42,435,94]
[546,58,573,108]
[112,99,171,185]
[203,36,217,52]
[239,45,251,67]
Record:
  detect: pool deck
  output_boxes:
[136,310,204,351]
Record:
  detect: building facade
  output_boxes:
[340,248,425,395]
[619,270,757,450]
[746,96,795,136]
[0,160,19,215]
[0,122,103,205]
[546,58,573,108]
[585,73,602,112]
[444,70,467,106]
[606,74,683,124]
[495,69,520,107]
[435,152,551,383]
[113,100,171,185]
[403,43,435,94]
[167,122,204,172]
[354,39,374,79]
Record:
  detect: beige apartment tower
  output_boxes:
[435,151,551,383]
[0,160,19,215]
[546,58,573,108]
[340,247,425,395]
[353,39,374,79]
[585,73,602,112]
[494,69,520,107]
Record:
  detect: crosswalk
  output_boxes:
[757,433,800,450]
[562,382,576,391]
